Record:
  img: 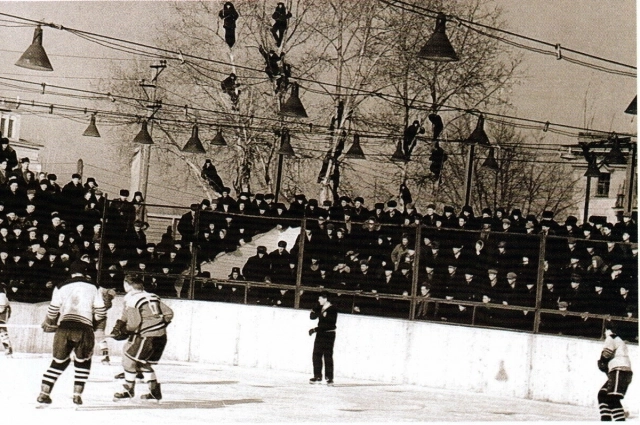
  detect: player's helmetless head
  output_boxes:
[318,292,329,306]
[124,274,144,292]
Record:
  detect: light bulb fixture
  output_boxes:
[344,133,366,160]
[391,139,408,162]
[277,128,295,156]
[82,113,100,138]
[181,124,206,153]
[132,120,154,145]
[625,96,637,115]
[481,147,499,171]
[279,82,308,118]
[417,12,459,62]
[604,136,626,165]
[15,25,54,71]
[210,128,228,146]
[466,114,490,146]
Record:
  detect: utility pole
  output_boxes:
[130,60,166,199]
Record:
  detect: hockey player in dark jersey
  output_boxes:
[111,274,174,401]
[37,262,107,405]
[308,291,338,386]
[597,321,633,421]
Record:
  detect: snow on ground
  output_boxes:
[0,352,615,424]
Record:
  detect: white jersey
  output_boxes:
[602,335,632,372]
[48,277,106,328]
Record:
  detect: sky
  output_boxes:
[0,1,635,203]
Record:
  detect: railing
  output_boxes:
[94,200,639,342]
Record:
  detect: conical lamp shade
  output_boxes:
[466,115,490,146]
[625,96,637,115]
[279,83,308,118]
[418,13,459,62]
[15,25,53,71]
[278,129,295,156]
[210,128,228,146]
[481,147,499,171]
[82,114,101,138]
[133,120,154,145]
[584,162,601,178]
[391,139,408,162]
[182,124,206,153]
[344,133,366,159]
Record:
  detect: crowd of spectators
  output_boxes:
[0,138,636,340]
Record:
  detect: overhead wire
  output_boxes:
[378,0,636,74]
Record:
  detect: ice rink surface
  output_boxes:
[1,353,626,424]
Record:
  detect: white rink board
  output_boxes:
[5,298,638,415]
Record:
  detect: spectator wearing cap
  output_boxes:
[501,271,534,331]
[351,259,381,315]
[28,246,51,302]
[422,203,439,227]
[131,191,147,223]
[415,281,435,320]
[561,273,590,313]
[509,209,525,233]
[601,240,624,269]
[105,189,135,244]
[557,215,580,238]
[454,270,481,325]
[304,199,320,219]
[242,246,271,284]
[460,205,477,230]
[492,240,516,277]
[1,177,27,213]
[177,203,199,244]
[434,263,463,322]
[539,210,558,234]
[0,157,10,186]
[46,173,62,194]
[61,173,85,223]
[372,203,385,222]
[0,137,18,171]
[475,268,505,327]
[82,176,98,192]
[441,205,457,229]
[352,197,369,223]
[216,187,237,212]
[288,194,307,219]
[201,159,225,194]
[269,240,292,284]
[390,233,412,271]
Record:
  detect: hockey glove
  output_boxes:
[597,356,610,373]
[308,328,316,336]
[110,319,130,341]
[41,316,58,333]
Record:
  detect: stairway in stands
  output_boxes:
[201,226,301,280]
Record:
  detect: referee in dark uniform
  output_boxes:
[309,291,337,386]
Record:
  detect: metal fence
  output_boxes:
[97,200,638,342]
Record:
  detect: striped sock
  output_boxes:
[73,358,92,390]
[611,407,625,422]
[42,357,70,390]
[599,403,612,421]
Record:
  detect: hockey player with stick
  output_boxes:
[0,283,13,356]
[308,291,337,386]
[112,274,174,402]
[37,262,107,406]
[597,321,633,421]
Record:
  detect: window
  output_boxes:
[6,119,13,139]
[596,173,610,197]
[0,117,5,137]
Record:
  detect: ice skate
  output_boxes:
[309,377,322,384]
[101,355,110,365]
[326,379,334,386]
[36,392,52,405]
[72,395,83,405]
[140,382,162,401]
[113,384,135,401]
[5,346,12,357]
